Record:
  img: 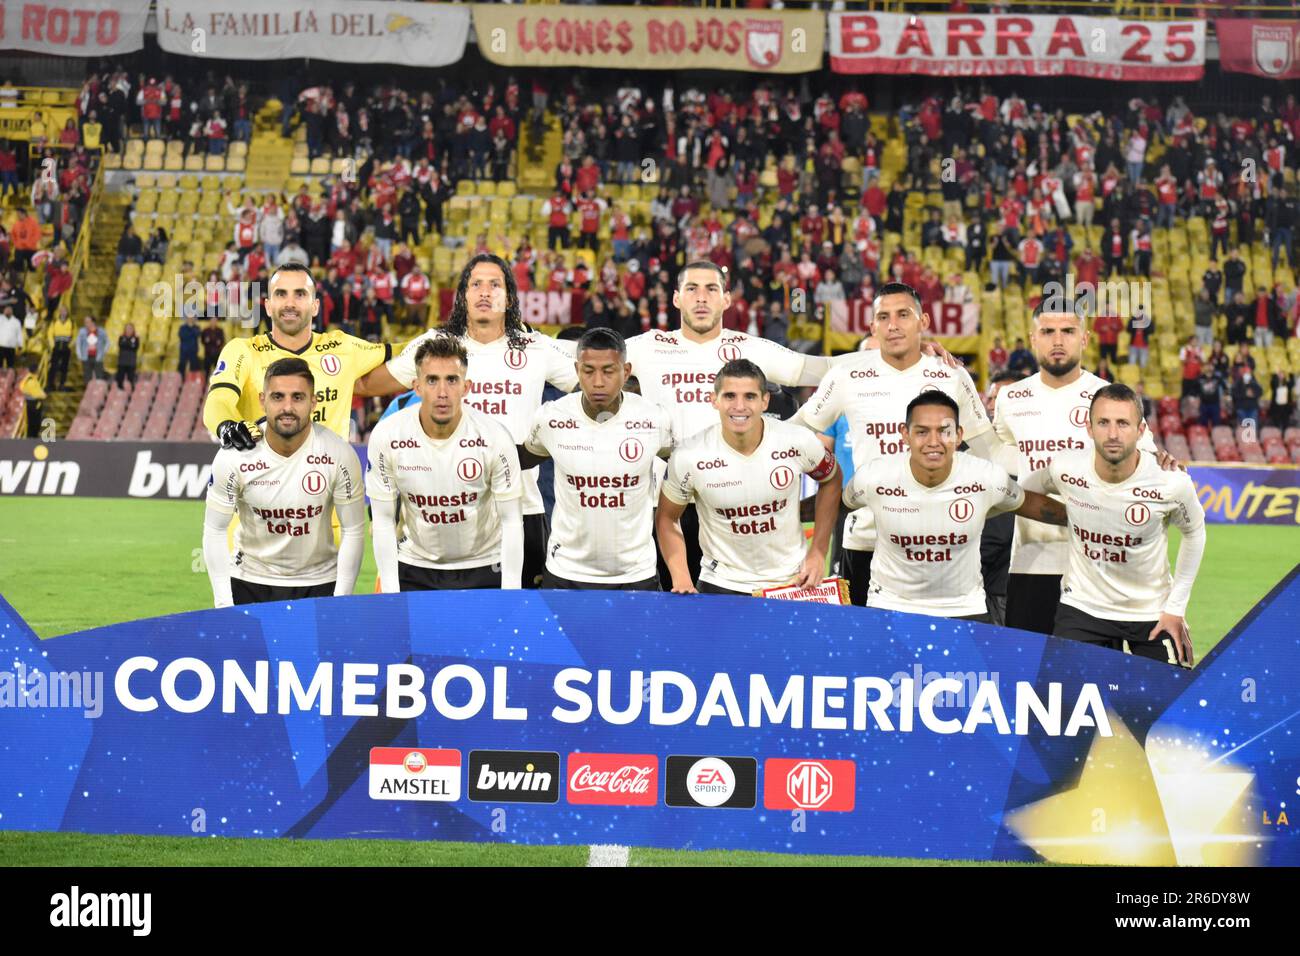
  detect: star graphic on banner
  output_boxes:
[1004,713,1259,866]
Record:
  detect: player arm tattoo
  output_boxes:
[1015,490,1069,526]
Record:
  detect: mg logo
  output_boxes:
[319,354,341,376]
[786,761,833,810]
[1125,502,1150,525]
[717,344,741,362]
[301,470,326,495]
[1069,406,1089,428]
[770,465,794,490]
[619,437,643,463]
[949,497,974,523]
[457,458,483,482]
[504,348,528,370]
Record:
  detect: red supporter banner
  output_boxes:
[437,289,583,326]
[829,299,978,338]
[0,0,149,56]
[1217,19,1300,80]
[828,13,1205,81]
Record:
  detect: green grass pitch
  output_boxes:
[0,497,1293,866]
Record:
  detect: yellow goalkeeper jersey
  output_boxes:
[203,329,391,440]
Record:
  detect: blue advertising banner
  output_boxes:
[1,576,1297,865]
[1190,464,1300,526]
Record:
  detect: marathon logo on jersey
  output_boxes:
[319,354,342,376]
[369,747,461,802]
[763,758,856,812]
[666,755,757,809]
[566,753,659,806]
[468,750,560,804]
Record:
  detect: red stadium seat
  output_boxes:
[1159,415,1183,436]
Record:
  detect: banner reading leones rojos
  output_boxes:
[473,4,824,73]
[829,13,1204,81]
[155,0,469,67]
[0,0,149,56]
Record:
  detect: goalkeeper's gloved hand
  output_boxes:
[217,419,261,451]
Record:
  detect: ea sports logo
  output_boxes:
[301,470,326,496]
[1069,406,1089,428]
[786,761,833,810]
[1125,502,1150,526]
[619,437,643,463]
[319,354,341,376]
[504,348,528,370]
[457,458,483,482]
[404,751,427,774]
[770,465,794,490]
[686,757,735,808]
[717,344,741,363]
[949,497,974,523]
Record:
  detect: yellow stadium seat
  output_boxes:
[226,156,245,173]
[228,142,248,159]
[136,173,157,189]
[497,181,517,198]
[309,158,330,175]
[201,175,222,192]
[204,155,225,172]
[103,152,123,170]
[184,155,203,172]
[290,157,310,175]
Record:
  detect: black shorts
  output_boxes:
[524,512,550,590]
[541,569,660,591]
[840,548,874,607]
[1005,573,1062,635]
[1053,602,1184,666]
[231,578,335,606]
[698,580,752,597]
[397,561,501,591]
[956,612,992,623]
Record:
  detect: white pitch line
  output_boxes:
[586,843,630,867]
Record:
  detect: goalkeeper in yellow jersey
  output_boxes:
[203,264,392,447]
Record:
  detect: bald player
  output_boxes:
[993,300,1169,635]
[204,264,391,447]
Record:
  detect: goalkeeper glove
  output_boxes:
[217,419,262,451]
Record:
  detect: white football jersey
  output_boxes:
[526,391,675,583]
[844,453,1024,617]
[626,328,809,443]
[662,418,837,593]
[207,424,363,585]
[365,405,522,570]
[797,350,991,550]
[993,370,1158,575]
[1026,450,1205,621]
[386,331,578,515]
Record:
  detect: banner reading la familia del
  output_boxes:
[828,13,1205,81]
[154,0,469,68]
[473,4,824,74]
[2,575,1297,864]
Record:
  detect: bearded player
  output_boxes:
[202,358,365,607]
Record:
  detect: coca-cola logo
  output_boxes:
[566,753,658,806]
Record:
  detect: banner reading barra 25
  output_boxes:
[829,13,1205,81]
[473,4,824,73]
[0,0,149,56]
[155,0,469,67]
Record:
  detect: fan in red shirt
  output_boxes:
[575,156,601,195]
[799,205,826,251]
[399,266,430,325]
[575,191,606,252]
[1094,312,1122,364]
[622,260,646,301]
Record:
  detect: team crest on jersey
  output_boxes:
[717,344,742,363]
[769,465,794,490]
[1069,406,1089,427]
[619,438,644,463]
[1125,502,1151,526]
[319,354,342,376]
[504,348,528,370]
[457,458,483,482]
[949,498,974,523]
[302,470,327,496]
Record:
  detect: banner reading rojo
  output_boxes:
[1190,464,1300,526]
[155,0,469,67]
[828,13,1205,81]
[1217,19,1300,80]
[0,0,149,56]
[473,4,824,73]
